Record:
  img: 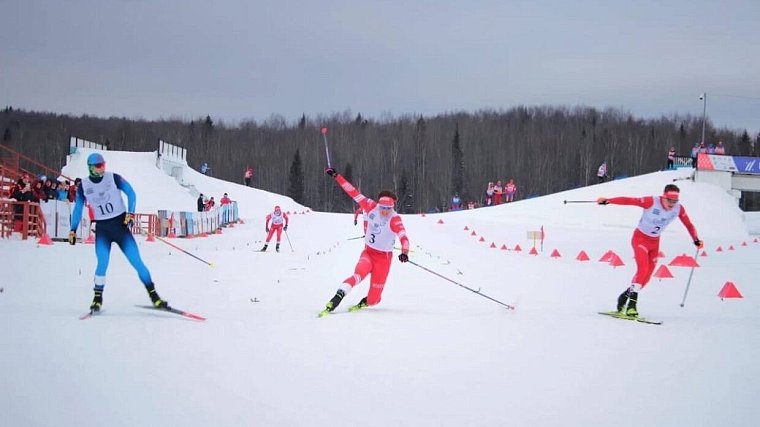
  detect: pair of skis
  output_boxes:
[80,305,206,321]
[598,311,662,325]
[318,302,366,318]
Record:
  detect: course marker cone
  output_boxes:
[489,242,497,248]
[500,244,508,250]
[84,233,95,244]
[37,233,53,245]
[529,247,538,255]
[653,264,674,279]
[478,236,486,242]
[668,254,699,267]
[550,249,561,258]
[718,282,743,300]
[715,246,723,252]
[470,230,477,236]
[146,233,155,242]
[599,250,614,262]
[576,250,590,261]
[514,244,522,252]
[463,226,469,231]
[437,219,444,224]
[728,245,735,251]
[609,254,625,267]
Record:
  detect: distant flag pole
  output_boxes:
[320,127,333,169]
[540,225,544,253]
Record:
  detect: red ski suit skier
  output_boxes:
[264,207,289,244]
[606,195,698,288]
[336,174,409,306]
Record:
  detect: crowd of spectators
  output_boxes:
[6,173,79,203]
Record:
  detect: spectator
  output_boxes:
[597,162,608,183]
[220,193,231,205]
[220,193,232,223]
[667,147,676,170]
[715,140,726,155]
[493,180,503,205]
[484,182,494,206]
[31,180,45,202]
[57,181,68,200]
[42,179,56,201]
[244,166,254,187]
[451,193,462,211]
[505,179,517,203]
[204,196,215,211]
[690,143,700,168]
[200,162,210,175]
[197,193,205,212]
[467,201,476,210]
[68,178,80,202]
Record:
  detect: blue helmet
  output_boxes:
[87,153,105,165]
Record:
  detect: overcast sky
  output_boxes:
[2,0,759,135]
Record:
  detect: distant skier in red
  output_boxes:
[597,184,702,317]
[260,205,289,252]
[320,167,410,315]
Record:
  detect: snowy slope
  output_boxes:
[2,150,758,427]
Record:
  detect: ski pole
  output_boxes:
[143,231,215,267]
[563,200,596,204]
[679,247,701,307]
[320,127,333,168]
[284,229,294,252]
[346,235,365,241]
[407,260,515,310]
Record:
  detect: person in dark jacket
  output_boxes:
[197,193,205,212]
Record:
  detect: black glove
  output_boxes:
[284,225,288,231]
[325,167,338,178]
[354,220,358,226]
[68,230,76,245]
[398,253,409,263]
[124,213,134,228]
[596,197,609,205]
[693,239,704,249]
[265,227,269,233]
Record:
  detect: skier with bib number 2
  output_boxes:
[597,184,702,317]
[319,167,410,316]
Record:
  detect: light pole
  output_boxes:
[699,93,707,144]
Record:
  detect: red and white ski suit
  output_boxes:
[607,196,698,288]
[336,174,410,306]
[354,206,368,234]
[265,209,289,243]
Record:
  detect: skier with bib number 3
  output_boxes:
[597,184,702,318]
[69,152,169,313]
[319,167,410,316]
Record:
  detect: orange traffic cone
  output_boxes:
[609,254,625,267]
[669,254,699,267]
[37,233,53,245]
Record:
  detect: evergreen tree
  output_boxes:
[738,130,752,156]
[287,149,305,205]
[298,114,306,131]
[397,171,411,214]
[451,123,464,198]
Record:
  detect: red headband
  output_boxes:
[664,191,679,201]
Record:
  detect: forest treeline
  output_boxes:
[2,106,757,213]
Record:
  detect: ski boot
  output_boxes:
[348,297,369,312]
[260,244,268,252]
[146,284,169,309]
[90,289,103,312]
[275,243,280,253]
[616,289,631,314]
[318,290,345,317]
[625,292,639,317]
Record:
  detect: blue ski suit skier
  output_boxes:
[69,152,169,312]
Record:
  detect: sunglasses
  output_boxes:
[379,206,393,210]
[664,198,678,203]
[92,163,106,168]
